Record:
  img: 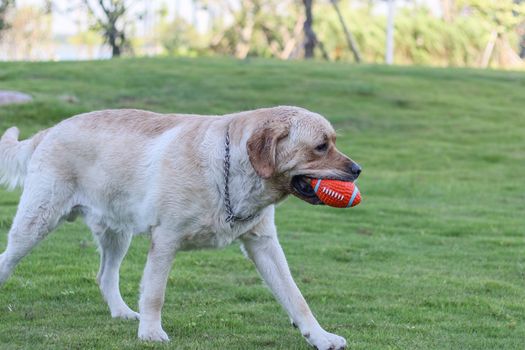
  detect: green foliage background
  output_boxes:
[155,0,525,69]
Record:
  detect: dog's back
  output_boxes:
[0,109,201,191]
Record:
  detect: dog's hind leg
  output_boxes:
[92,227,138,320]
[0,176,73,285]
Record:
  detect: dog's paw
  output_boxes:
[304,329,346,350]
[138,324,169,342]
[111,307,139,320]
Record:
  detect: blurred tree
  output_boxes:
[329,0,361,62]
[312,0,525,68]
[208,0,304,59]
[316,2,384,62]
[302,0,328,59]
[459,0,525,67]
[69,29,103,59]
[82,0,136,57]
[234,0,259,59]
[0,4,53,60]
[392,6,485,66]
[0,0,15,39]
[153,0,524,69]
[303,0,316,58]
[158,15,205,57]
[514,0,525,58]
[518,25,525,60]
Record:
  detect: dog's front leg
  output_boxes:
[241,230,346,350]
[138,226,178,342]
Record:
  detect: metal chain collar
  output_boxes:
[223,128,236,223]
[223,127,255,224]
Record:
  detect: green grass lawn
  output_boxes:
[0,57,524,349]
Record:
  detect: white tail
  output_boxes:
[0,127,38,190]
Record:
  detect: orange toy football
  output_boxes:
[310,179,361,208]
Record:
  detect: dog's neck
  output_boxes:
[222,126,253,223]
[218,118,287,224]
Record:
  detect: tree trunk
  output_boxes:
[281,14,305,59]
[107,30,121,57]
[520,34,525,59]
[303,0,316,59]
[317,40,330,60]
[0,0,15,39]
[480,30,497,68]
[112,43,121,57]
[235,15,254,59]
[235,0,257,59]
[514,0,524,58]
[330,0,362,63]
[83,0,129,58]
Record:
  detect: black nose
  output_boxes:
[350,163,362,178]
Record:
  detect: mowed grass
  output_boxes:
[0,57,524,349]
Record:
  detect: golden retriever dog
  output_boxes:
[0,106,361,349]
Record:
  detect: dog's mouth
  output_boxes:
[291,176,323,205]
[291,174,358,205]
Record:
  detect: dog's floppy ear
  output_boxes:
[247,122,289,179]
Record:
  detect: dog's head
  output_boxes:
[247,106,361,204]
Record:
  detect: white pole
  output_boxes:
[385,0,395,65]
[192,0,198,28]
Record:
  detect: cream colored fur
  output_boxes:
[0,106,360,350]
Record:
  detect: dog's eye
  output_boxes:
[315,142,328,152]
